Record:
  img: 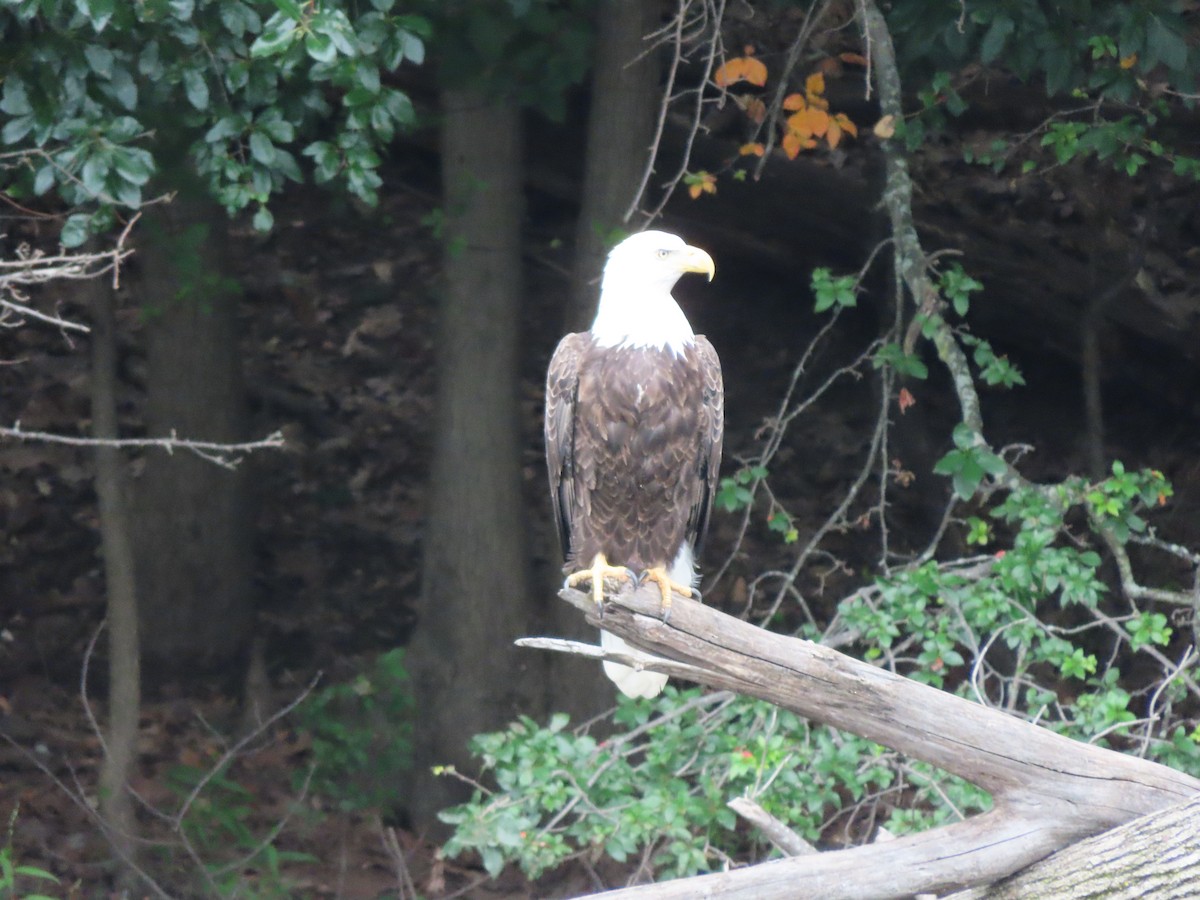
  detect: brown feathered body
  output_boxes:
[545,332,724,579]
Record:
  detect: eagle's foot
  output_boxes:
[638,567,694,622]
[566,554,635,608]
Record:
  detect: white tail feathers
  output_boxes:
[600,630,670,699]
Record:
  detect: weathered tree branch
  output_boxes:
[948,793,1200,899]
[525,585,1200,898]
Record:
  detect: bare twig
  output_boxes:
[0,423,286,469]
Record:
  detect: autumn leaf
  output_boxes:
[827,118,843,149]
[834,112,858,137]
[839,51,868,66]
[787,106,829,139]
[782,93,806,111]
[781,130,815,159]
[898,387,915,413]
[873,114,895,138]
[1120,53,1138,69]
[714,56,768,88]
[805,71,826,99]
[739,142,765,157]
[685,170,717,198]
[739,96,767,123]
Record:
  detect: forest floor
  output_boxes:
[2,130,1200,898]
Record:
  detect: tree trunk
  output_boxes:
[567,0,661,330]
[87,261,141,886]
[131,189,252,679]
[407,87,541,828]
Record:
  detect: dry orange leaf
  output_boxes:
[782,92,806,111]
[827,118,843,149]
[898,387,915,413]
[714,56,768,88]
[839,51,868,66]
[873,114,895,138]
[739,142,765,157]
[835,112,858,137]
[787,106,829,138]
[781,130,816,159]
[805,72,826,98]
[1120,53,1138,69]
[743,97,767,123]
[816,57,842,76]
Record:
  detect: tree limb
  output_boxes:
[527,585,1200,898]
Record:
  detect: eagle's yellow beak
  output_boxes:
[680,245,716,282]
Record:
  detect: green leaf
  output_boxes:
[1,77,31,115]
[980,16,1014,64]
[1,115,35,144]
[60,213,92,248]
[79,0,116,30]
[113,147,154,185]
[251,13,299,58]
[399,30,425,66]
[306,31,337,64]
[269,0,305,21]
[182,68,209,110]
[248,131,276,164]
[33,164,55,195]
[84,44,115,78]
[1147,16,1187,71]
[109,68,138,109]
[205,115,243,143]
[252,204,274,231]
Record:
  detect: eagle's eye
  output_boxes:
[656,248,670,259]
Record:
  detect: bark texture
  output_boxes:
[87,264,141,882]
[407,87,540,829]
[567,0,661,330]
[131,190,252,678]
[954,794,1200,899]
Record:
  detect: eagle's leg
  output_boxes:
[639,567,694,620]
[566,553,634,607]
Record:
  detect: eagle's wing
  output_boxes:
[545,332,588,561]
[687,336,725,556]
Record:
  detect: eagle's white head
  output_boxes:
[590,230,715,357]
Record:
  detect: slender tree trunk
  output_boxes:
[567,0,661,330]
[88,264,140,885]
[407,87,540,828]
[131,188,252,679]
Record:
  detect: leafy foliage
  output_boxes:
[891,2,1200,178]
[440,694,904,879]
[166,764,316,897]
[0,807,58,900]
[0,0,429,244]
[296,648,413,812]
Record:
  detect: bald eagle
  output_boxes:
[545,231,724,698]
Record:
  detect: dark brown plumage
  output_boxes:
[545,335,724,577]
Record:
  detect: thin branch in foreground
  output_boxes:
[0,423,286,469]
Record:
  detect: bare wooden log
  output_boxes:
[525,584,1200,899]
[948,793,1200,899]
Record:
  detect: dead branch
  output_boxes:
[0,423,286,469]
[525,584,1200,899]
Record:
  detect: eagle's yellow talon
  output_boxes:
[566,553,634,606]
[640,566,693,621]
